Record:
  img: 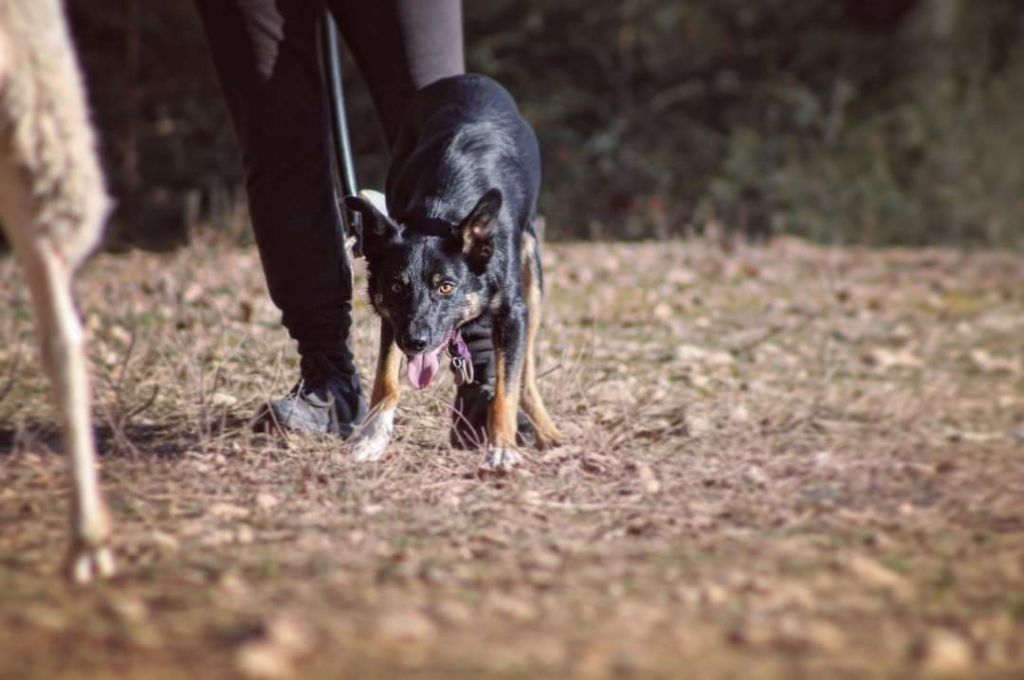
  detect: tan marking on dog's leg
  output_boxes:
[491,353,521,447]
[369,321,402,411]
[353,320,402,461]
[519,234,564,448]
[487,350,523,469]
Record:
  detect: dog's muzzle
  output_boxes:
[405,330,473,390]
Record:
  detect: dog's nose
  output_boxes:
[403,334,429,353]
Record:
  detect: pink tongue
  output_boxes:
[407,346,443,390]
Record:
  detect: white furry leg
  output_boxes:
[1,0,114,582]
[20,245,114,582]
[351,409,395,462]
[68,544,116,583]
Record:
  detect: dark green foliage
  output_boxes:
[66,1,241,250]
[65,0,1024,248]
[464,0,1024,246]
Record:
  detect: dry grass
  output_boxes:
[1,235,1022,679]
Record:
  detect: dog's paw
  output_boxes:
[536,425,566,450]
[351,410,394,462]
[484,445,521,472]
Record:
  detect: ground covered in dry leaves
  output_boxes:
[1,236,1022,679]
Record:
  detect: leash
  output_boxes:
[319,8,363,257]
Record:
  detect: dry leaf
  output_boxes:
[375,609,437,644]
[968,349,1021,374]
[912,630,974,675]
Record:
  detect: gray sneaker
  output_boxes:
[256,353,367,438]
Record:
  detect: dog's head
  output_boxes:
[345,190,502,389]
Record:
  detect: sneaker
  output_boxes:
[256,352,367,438]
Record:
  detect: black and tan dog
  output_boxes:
[344,74,562,469]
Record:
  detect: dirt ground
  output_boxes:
[1,236,1022,679]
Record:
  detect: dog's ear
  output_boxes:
[345,195,402,253]
[460,189,502,260]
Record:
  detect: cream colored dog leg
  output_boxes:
[19,243,114,582]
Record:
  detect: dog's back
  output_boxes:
[386,74,540,234]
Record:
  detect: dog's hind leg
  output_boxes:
[518,232,563,448]
[351,320,402,461]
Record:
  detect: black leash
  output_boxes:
[319,9,362,257]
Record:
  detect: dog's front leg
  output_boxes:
[352,320,402,461]
[487,303,527,470]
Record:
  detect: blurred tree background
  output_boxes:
[65,0,1024,248]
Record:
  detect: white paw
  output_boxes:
[66,545,116,583]
[485,446,521,471]
[351,410,394,462]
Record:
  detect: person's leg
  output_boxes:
[327,0,465,145]
[194,0,365,435]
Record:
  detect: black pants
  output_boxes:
[194,0,465,370]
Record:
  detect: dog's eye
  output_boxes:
[438,282,455,295]
[390,282,404,294]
